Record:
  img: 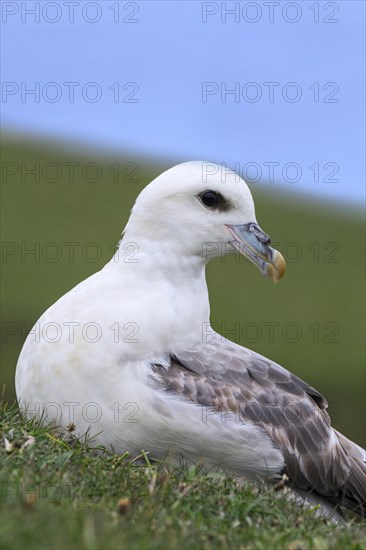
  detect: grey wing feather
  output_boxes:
[151,332,366,516]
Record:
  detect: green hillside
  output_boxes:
[1,136,365,446]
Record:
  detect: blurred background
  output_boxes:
[1,1,365,445]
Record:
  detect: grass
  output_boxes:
[1,402,365,550]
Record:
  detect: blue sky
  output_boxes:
[1,0,365,203]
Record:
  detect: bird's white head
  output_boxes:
[121,161,285,282]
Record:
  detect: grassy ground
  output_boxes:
[1,402,365,550]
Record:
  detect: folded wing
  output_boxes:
[151,332,366,516]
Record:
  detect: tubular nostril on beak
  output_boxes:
[249,223,271,245]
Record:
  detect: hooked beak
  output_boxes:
[225,223,286,283]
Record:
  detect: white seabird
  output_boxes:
[16,161,365,517]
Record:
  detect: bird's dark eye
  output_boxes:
[198,190,225,208]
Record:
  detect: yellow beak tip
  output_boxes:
[271,250,286,283]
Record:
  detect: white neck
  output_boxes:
[105,233,211,355]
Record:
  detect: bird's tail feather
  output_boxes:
[334,429,366,463]
[335,431,366,517]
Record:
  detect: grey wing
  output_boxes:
[151,332,366,516]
